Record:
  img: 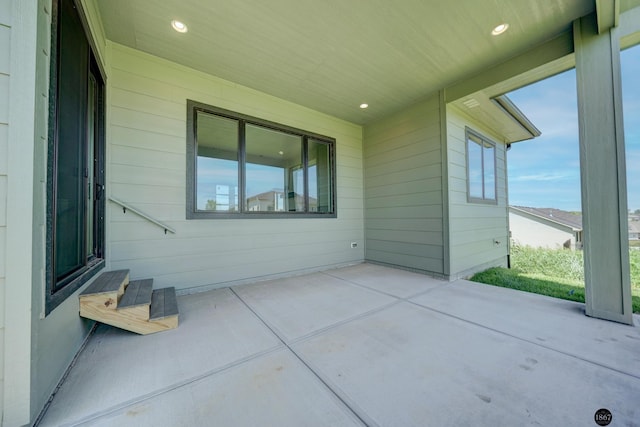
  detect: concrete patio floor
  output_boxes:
[37,263,640,427]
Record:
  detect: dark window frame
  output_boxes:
[465,127,498,205]
[186,100,337,219]
[45,0,105,314]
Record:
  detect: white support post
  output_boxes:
[574,14,633,325]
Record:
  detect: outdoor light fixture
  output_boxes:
[360,103,369,109]
[171,20,188,33]
[491,23,509,36]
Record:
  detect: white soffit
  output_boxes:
[452,92,539,144]
[96,0,602,124]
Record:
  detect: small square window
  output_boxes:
[466,128,497,204]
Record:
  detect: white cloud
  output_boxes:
[509,173,572,182]
[503,59,640,211]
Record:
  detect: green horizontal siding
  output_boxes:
[446,105,509,277]
[108,43,365,290]
[363,95,445,274]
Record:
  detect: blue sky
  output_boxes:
[506,44,640,213]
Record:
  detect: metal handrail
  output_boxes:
[109,196,176,234]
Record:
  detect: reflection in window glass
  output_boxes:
[196,112,239,211]
[483,141,495,200]
[308,140,333,212]
[245,124,302,212]
[467,135,483,199]
[187,101,336,217]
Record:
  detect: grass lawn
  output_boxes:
[470,245,640,314]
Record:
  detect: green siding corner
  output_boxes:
[363,95,445,275]
[446,105,509,278]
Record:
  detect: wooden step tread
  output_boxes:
[118,279,153,309]
[80,270,129,296]
[150,287,179,321]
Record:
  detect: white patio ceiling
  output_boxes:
[97,0,635,125]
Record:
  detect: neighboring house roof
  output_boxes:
[510,206,582,231]
[512,207,640,236]
[248,190,317,203]
[247,190,285,201]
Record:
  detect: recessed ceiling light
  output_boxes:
[491,23,509,36]
[171,20,188,33]
[360,103,369,109]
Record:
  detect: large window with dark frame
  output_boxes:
[187,101,336,218]
[46,0,105,313]
[465,127,497,204]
